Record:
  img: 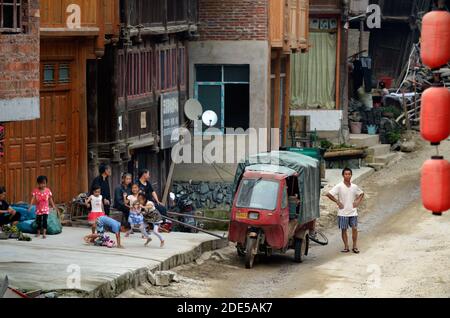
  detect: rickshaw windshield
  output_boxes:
[236,179,279,211]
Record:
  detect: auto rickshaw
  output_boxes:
[228,151,321,268]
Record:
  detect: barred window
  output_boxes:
[0,0,24,33]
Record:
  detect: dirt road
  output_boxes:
[119,137,450,298]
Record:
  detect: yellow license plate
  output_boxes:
[236,212,248,219]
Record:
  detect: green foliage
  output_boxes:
[387,131,401,144]
[320,139,333,150]
[381,106,402,119]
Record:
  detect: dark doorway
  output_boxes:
[224,84,249,130]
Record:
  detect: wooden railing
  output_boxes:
[270,0,309,53]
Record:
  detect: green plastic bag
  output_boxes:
[32,211,63,235]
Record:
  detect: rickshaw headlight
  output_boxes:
[248,212,260,220]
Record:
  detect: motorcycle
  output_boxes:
[170,192,203,233]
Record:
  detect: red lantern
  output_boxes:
[420,86,450,145]
[421,11,450,69]
[421,157,450,215]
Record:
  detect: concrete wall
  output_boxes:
[188,40,270,133]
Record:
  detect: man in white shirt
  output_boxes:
[326,168,365,254]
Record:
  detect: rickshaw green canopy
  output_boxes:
[233,151,321,224]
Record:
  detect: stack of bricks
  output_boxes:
[0,0,40,102]
[198,0,268,41]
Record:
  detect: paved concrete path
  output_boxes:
[0,227,227,297]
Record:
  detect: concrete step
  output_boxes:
[349,134,380,148]
[366,162,386,171]
[373,153,398,164]
[367,144,391,157]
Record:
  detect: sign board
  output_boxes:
[160,91,180,149]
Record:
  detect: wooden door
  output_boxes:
[0,90,71,204]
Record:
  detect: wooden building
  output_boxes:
[269,0,310,146]
[89,0,198,193]
[1,0,119,204]
[290,0,350,142]
[367,0,437,83]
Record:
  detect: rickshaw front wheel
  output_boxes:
[236,243,245,257]
[245,238,257,269]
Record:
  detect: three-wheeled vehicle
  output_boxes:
[228,151,321,268]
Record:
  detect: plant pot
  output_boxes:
[350,122,362,134]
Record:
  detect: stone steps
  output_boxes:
[373,153,398,164]
[349,134,380,148]
[366,144,391,157]
[366,162,386,172]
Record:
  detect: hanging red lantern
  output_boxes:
[421,157,450,215]
[420,86,450,145]
[421,10,450,69]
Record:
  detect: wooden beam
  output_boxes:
[283,54,291,146]
[335,17,341,110]
[274,50,281,131]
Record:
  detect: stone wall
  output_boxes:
[173,181,234,210]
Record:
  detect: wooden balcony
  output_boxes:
[123,0,198,35]
[270,0,310,53]
[309,0,342,15]
[40,0,119,36]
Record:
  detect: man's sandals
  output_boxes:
[341,248,360,254]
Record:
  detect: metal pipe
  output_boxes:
[164,216,227,239]
[167,211,230,223]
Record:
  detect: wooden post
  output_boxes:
[283,54,291,146]
[402,89,411,130]
[274,51,281,149]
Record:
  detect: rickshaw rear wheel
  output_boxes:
[294,237,307,263]
[245,238,257,269]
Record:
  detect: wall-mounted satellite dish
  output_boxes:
[202,110,218,127]
[184,99,203,121]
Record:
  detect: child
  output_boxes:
[126,201,147,240]
[126,184,140,208]
[29,176,57,239]
[138,193,165,248]
[85,185,105,234]
[84,215,125,248]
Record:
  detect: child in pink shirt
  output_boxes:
[29,176,57,239]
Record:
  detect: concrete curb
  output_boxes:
[61,237,228,298]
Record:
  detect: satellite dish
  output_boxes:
[202,111,218,127]
[184,99,203,121]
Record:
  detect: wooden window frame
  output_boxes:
[0,0,23,33]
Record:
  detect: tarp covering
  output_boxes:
[245,164,297,176]
[233,151,321,224]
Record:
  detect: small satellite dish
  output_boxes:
[202,111,218,127]
[184,99,203,121]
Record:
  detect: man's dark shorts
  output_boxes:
[0,212,21,226]
[338,216,358,230]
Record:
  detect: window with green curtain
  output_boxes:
[291,32,337,110]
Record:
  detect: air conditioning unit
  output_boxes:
[350,0,369,15]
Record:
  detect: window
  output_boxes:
[43,64,55,84]
[58,63,70,83]
[195,65,250,132]
[281,186,288,209]
[236,179,280,211]
[42,62,71,86]
[117,45,185,98]
[118,49,153,98]
[0,0,23,33]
